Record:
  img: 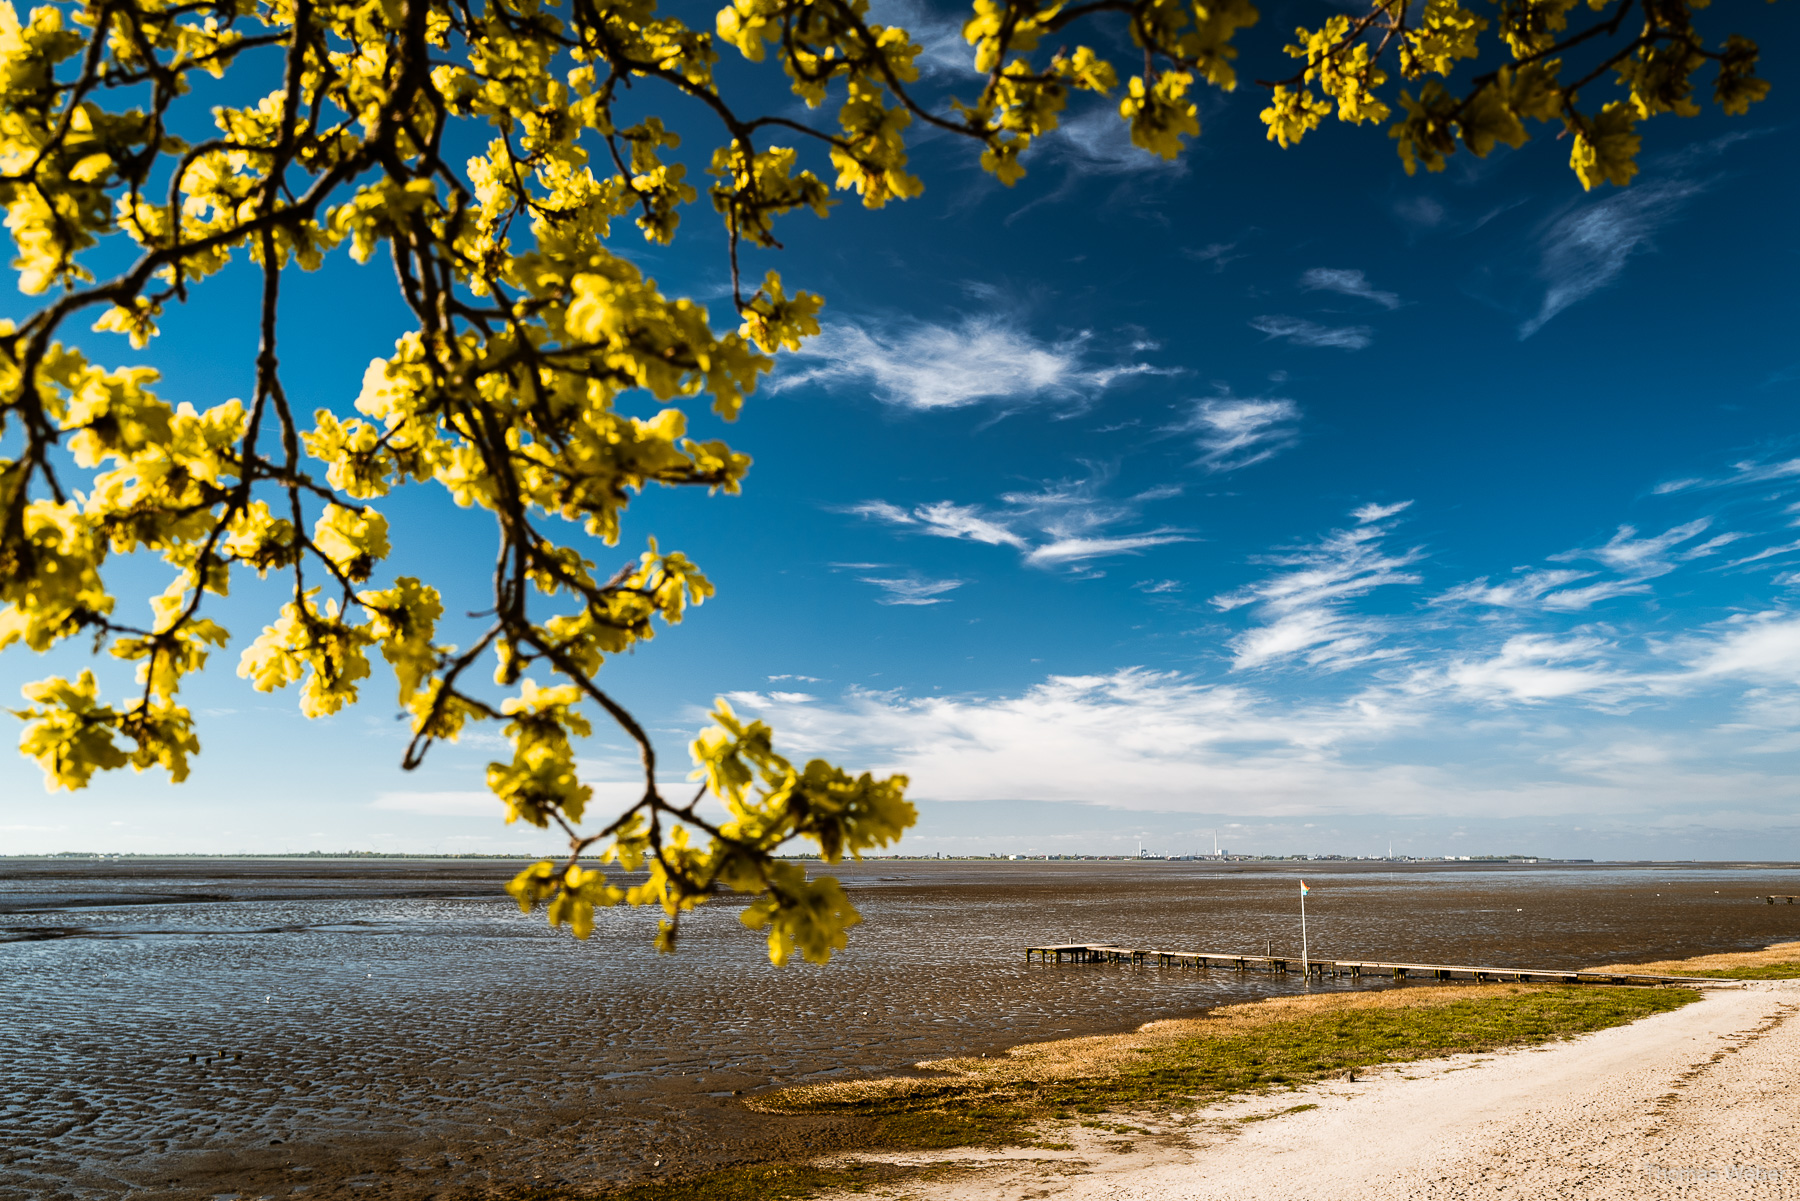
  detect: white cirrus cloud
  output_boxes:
[860,576,965,605]
[1186,240,1247,271]
[1413,611,1800,710]
[847,500,1027,548]
[1042,105,1185,176]
[1438,519,1735,614]
[1519,180,1705,339]
[778,316,1158,411]
[1213,506,1423,671]
[1394,196,1448,229]
[853,470,1193,569]
[1353,500,1413,524]
[1175,394,1301,472]
[1299,267,1401,309]
[1001,473,1193,566]
[1025,532,1190,566]
[1433,568,1601,611]
[1430,634,1632,704]
[1560,518,1714,574]
[1725,538,1800,570]
[864,0,976,76]
[1249,315,1373,351]
[1654,455,1800,495]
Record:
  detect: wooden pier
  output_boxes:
[1024,943,1728,986]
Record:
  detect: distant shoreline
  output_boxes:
[8,852,1800,868]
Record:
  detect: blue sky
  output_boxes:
[4,0,1800,858]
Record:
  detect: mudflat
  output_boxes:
[6,858,1800,1198]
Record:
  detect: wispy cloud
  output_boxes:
[1213,506,1423,671]
[1519,180,1705,338]
[1186,241,1246,271]
[1433,568,1601,612]
[1393,195,1448,229]
[1175,394,1301,472]
[860,575,965,605]
[864,0,975,77]
[779,316,1158,411]
[847,500,1028,548]
[1353,500,1413,524]
[1416,610,1800,709]
[1654,455,1800,495]
[1299,268,1401,310]
[1003,473,1192,566]
[852,470,1191,569]
[1249,315,1373,351]
[1651,127,1770,172]
[1436,519,1731,613]
[1432,633,1632,704]
[1724,539,1800,570]
[1560,519,1715,574]
[1026,533,1189,566]
[1042,106,1185,176]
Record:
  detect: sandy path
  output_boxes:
[835,982,1800,1200]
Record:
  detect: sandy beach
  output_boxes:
[822,980,1800,1200]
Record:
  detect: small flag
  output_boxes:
[1300,880,1310,895]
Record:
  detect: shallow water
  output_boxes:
[4,857,1799,1199]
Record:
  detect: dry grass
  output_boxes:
[1588,939,1800,977]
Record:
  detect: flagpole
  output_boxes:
[1300,881,1309,980]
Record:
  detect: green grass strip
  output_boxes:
[1032,987,1696,1110]
[1661,963,1800,980]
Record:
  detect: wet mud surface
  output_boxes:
[4,857,1799,1199]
